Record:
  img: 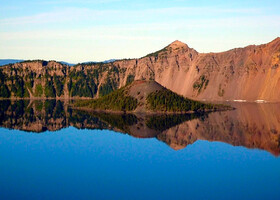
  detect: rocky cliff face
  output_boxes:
[0,60,120,99]
[1,38,280,101]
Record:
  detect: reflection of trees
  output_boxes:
[146,113,205,131]
[89,112,138,134]
[0,100,68,132]
[0,100,203,134]
[0,100,280,156]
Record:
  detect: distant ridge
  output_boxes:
[0,59,24,66]
[58,61,75,66]
[78,59,116,65]
[0,59,116,67]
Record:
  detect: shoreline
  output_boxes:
[0,97,94,101]
[0,97,279,103]
[71,105,234,115]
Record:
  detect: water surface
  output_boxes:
[0,100,279,199]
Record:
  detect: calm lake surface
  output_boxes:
[0,100,280,200]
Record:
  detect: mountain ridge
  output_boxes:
[0,37,280,101]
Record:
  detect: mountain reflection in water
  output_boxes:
[0,100,279,156]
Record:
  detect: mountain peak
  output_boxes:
[269,37,280,44]
[168,40,188,49]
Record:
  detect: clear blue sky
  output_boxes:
[0,0,280,63]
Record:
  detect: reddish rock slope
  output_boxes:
[114,38,280,102]
[1,38,280,101]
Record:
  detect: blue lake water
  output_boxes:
[0,100,280,199]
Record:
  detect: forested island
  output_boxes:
[74,80,231,113]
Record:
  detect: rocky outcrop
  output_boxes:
[1,38,280,101]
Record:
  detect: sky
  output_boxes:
[0,0,280,63]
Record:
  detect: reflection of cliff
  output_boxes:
[157,103,280,156]
[0,100,280,156]
[0,100,202,134]
[0,100,110,132]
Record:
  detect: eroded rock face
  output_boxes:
[1,38,280,101]
[133,38,280,102]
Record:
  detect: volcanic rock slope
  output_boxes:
[0,38,280,101]
[128,37,280,102]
